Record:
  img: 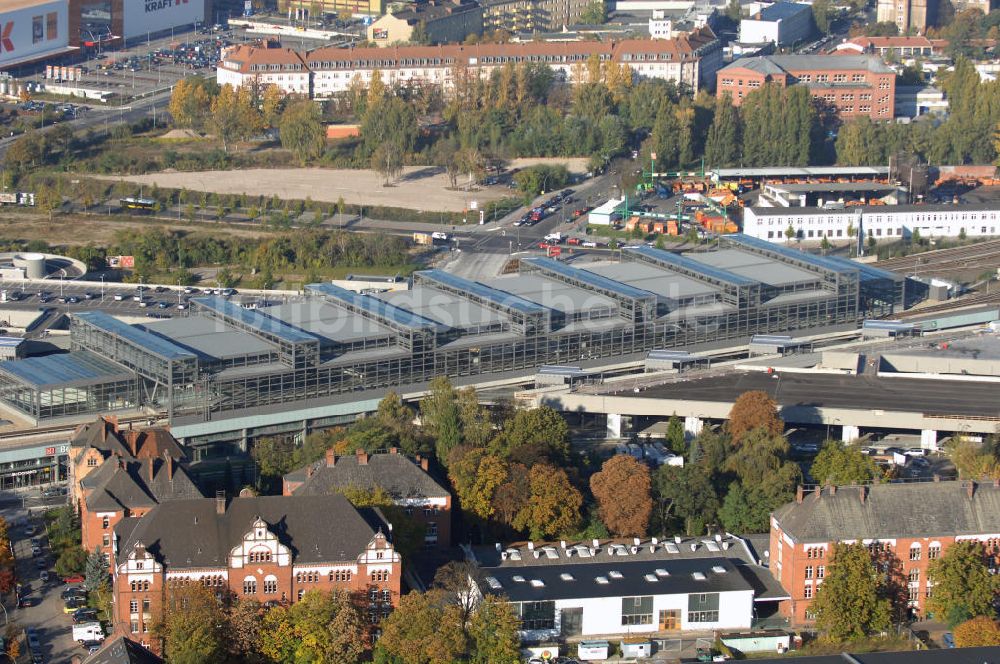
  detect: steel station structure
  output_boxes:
[0,236,903,457]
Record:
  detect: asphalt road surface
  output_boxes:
[620,371,1000,418]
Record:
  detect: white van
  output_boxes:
[73,622,104,643]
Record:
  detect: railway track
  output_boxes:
[876,240,1000,274]
[0,413,163,444]
[895,290,1000,319]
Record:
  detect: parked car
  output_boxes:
[30,546,41,557]
[81,639,102,654]
[943,633,955,648]
[113,294,126,301]
[61,587,87,600]
[63,574,84,584]
[904,448,928,457]
[39,570,49,583]
[26,627,39,649]
[64,598,87,613]
[72,608,98,623]
[25,524,36,536]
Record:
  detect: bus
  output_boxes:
[120,197,156,211]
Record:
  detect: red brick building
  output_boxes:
[112,493,401,653]
[283,448,452,550]
[716,54,896,120]
[70,417,201,563]
[770,481,1000,625]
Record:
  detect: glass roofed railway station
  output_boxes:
[0,237,904,453]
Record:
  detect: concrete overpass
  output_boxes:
[524,371,1000,450]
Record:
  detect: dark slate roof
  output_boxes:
[483,556,753,602]
[82,636,164,664]
[71,417,132,457]
[758,2,811,21]
[288,451,449,501]
[116,494,388,569]
[752,646,1000,663]
[82,458,203,512]
[773,482,1000,543]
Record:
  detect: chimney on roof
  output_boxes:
[830,484,837,495]
[416,454,428,471]
[994,477,1000,488]
[795,485,804,503]
[390,447,398,455]
[968,481,976,499]
[215,490,226,515]
[325,448,336,467]
[859,486,868,504]
[934,474,941,482]
[356,449,368,465]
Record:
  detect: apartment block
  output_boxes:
[716,54,895,120]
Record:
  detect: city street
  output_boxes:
[3,493,80,664]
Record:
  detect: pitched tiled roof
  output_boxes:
[721,54,893,75]
[83,636,164,664]
[116,494,389,568]
[219,45,307,74]
[288,451,449,502]
[82,457,203,513]
[773,481,1000,543]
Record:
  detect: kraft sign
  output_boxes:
[0,23,14,53]
[145,0,189,12]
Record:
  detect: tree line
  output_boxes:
[154,568,521,664]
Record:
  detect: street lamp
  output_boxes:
[100,274,105,303]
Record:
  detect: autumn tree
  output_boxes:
[927,541,1000,627]
[810,442,878,485]
[727,390,783,444]
[337,486,426,559]
[154,582,227,664]
[512,464,582,539]
[590,454,653,537]
[812,542,893,641]
[228,599,265,663]
[375,589,467,664]
[279,99,326,165]
[954,615,1000,647]
[448,446,508,520]
[372,141,405,185]
[168,77,214,130]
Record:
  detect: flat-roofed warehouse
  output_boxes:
[0,236,904,451]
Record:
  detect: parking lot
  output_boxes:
[4,495,87,664]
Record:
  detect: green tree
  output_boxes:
[228,599,265,663]
[35,185,62,220]
[810,441,879,485]
[812,0,833,33]
[210,83,259,151]
[492,406,570,465]
[654,465,719,536]
[54,545,87,578]
[468,594,521,664]
[289,589,368,663]
[279,99,326,165]
[372,140,405,186]
[665,414,686,455]
[704,93,740,168]
[337,486,426,559]
[448,447,509,521]
[84,546,108,592]
[155,582,227,664]
[251,437,296,486]
[812,542,893,641]
[927,541,1000,627]
[580,0,608,23]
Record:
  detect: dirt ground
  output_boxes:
[97,158,590,213]
[0,213,268,246]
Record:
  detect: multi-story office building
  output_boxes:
[217,28,723,97]
[717,54,896,120]
[481,0,593,32]
[738,1,812,47]
[367,0,483,45]
[875,0,935,35]
[283,448,453,550]
[770,482,1000,624]
[112,493,401,653]
[743,204,1000,243]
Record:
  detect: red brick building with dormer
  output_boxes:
[283,448,452,550]
[112,493,401,654]
[716,54,896,120]
[770,481,1000,625]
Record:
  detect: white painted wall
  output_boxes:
[743,206,1000,242]
[123,0,207,39]
[0,0,69,68]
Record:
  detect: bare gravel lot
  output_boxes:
[98,158,589,212]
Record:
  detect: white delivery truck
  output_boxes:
[73,622,104,643]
